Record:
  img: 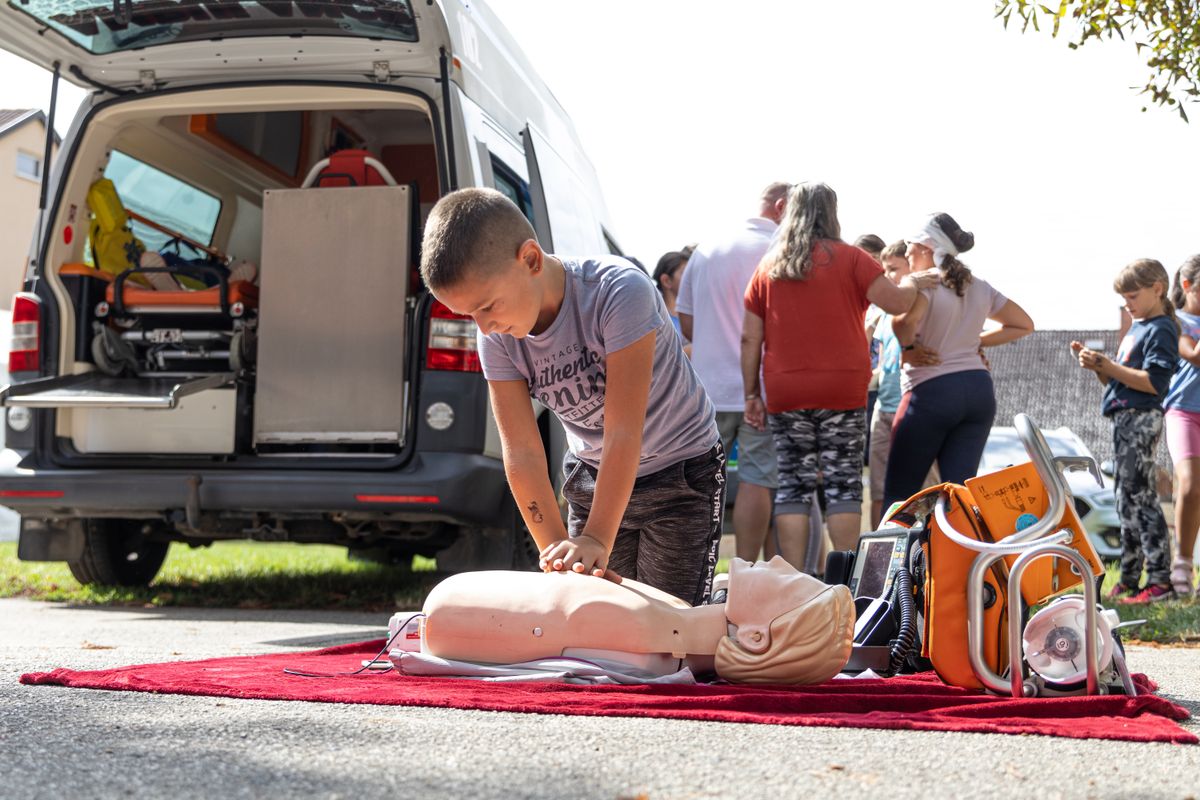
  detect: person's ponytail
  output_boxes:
[1173,255,1200,311]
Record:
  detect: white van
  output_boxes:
[0,0,622,584]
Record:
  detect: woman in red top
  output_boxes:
[741,182,937,568]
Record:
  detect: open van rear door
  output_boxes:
[0,0,433,90]
[522,123,608,254]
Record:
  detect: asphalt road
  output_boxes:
[1,598,1198,800]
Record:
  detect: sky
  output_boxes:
[1,0,1197,330]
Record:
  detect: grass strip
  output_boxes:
[0,541,438,611]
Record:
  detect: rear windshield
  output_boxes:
[8,0,417,56]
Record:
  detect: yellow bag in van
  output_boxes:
[86,178,150,286]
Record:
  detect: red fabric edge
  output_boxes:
[19,639,1196,745]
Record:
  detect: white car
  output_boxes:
[979,427,1122,564]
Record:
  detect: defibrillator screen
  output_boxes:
[849,532,907,600]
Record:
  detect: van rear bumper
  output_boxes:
[0,449,511,526]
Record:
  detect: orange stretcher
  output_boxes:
[61,263,258,317]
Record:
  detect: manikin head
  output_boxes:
[716,556,854,684]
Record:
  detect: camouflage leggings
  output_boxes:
[1112,408,1171,586]
[768,407,865,515]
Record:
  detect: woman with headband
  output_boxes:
[882,213,1035,509]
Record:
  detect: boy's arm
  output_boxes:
[488,379,569,553]
[539,331,655,578]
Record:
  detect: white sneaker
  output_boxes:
[1170,557,1195,597]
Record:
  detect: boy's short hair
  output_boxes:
[880,240,907,261]
[420,188,537,291]
[854,234,886,255]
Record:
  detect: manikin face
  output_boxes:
[1120,283,1165,321]
[724,556,828,653]
[882,254,911,286]
[433,241,545,338]
[905,241,936,271]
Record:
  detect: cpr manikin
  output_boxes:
[411,556,855,684]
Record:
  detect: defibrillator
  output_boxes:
[830,414,1137,698]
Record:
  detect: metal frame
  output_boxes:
[933,413,1120,698]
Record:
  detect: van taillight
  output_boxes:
[8,293,41,373]
[427,301,481,372]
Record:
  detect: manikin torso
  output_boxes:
[419,556,854,684]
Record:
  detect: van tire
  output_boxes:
[66,520,170,587]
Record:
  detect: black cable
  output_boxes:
[282,614,421,678]
[886,568,918,678]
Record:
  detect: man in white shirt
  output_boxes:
[677,182,789,561]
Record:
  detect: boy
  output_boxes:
[420,188,724,605]
[865,241,940,526]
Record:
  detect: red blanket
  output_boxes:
[20,640,1195,744]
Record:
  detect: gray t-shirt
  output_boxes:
[479,256,718,477]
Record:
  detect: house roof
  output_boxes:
[0,109,61,146]
[989,329,1171,469]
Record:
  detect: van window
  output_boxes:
[491,157,535,226]
[9,0,417,56]
[104,151,222,251]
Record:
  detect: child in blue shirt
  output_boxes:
[1072,259,1179,603]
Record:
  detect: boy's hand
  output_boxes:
[744,395,767,431]
[539,534,609,578]
[901,343,940,367]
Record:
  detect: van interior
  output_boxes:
[11,86,442,464]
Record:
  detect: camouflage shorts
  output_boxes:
[1111,408,1170,586]
[768,407,865,516]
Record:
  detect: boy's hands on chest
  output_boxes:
[540,533,611,578]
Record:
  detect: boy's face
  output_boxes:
[434,241,545,338]
[882,255,910,285]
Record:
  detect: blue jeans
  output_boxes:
[883,370,995,508]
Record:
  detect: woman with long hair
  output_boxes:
[740,182,938,569]
[882,213,1035,509]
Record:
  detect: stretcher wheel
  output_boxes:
[230,327,257,371]
[91,328,137,376]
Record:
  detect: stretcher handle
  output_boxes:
[112,265,230,318]
[932,413,1072,556]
